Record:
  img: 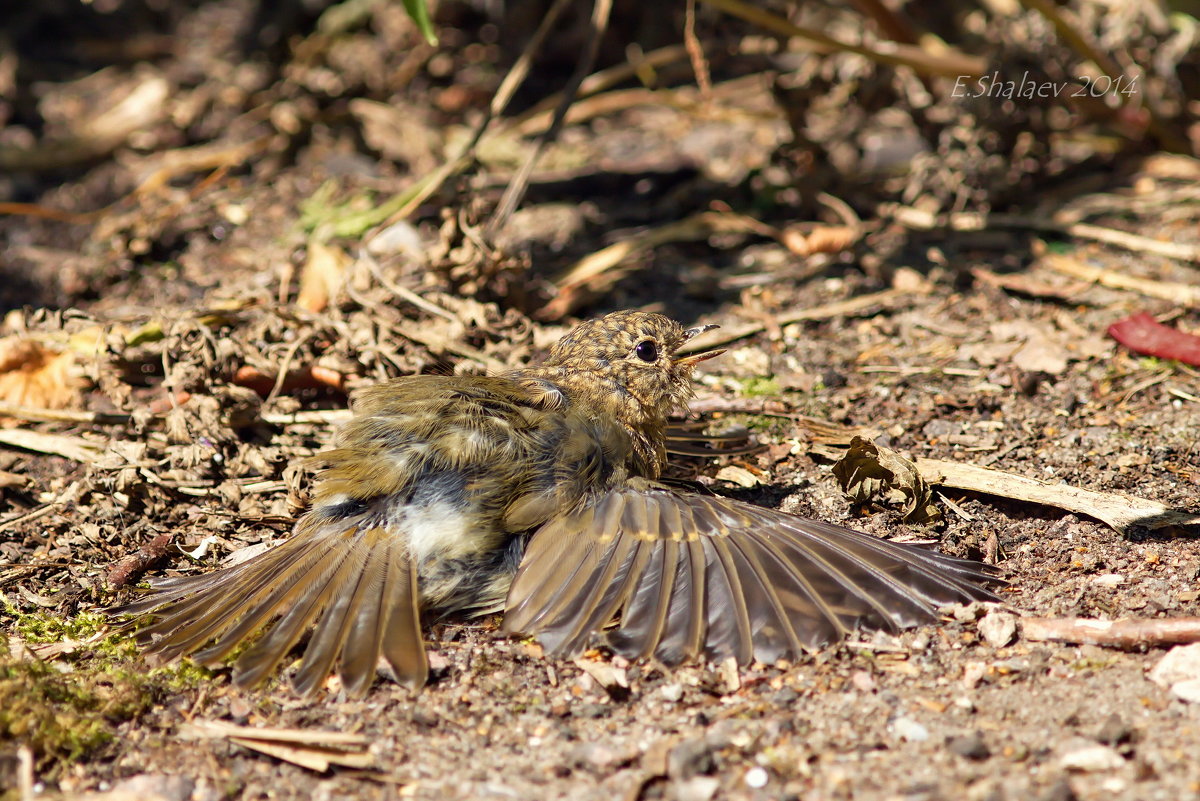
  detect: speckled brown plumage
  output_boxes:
[113,311,998,697]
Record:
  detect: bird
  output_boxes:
[112,310,999,697]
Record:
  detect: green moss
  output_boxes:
[739,376,782,397]
[14,609,107,644]
[1137,356,1165,371]
[2,606,211,769]
[0,659,144,763]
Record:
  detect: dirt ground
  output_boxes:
[2,2,1200,800]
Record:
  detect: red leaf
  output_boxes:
[1107,312,1200,367]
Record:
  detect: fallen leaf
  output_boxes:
[780,223,859,256]
[832,437,941,524]
[1108,312,1200,367]
[296,240,352,313]
[0,337,80,410]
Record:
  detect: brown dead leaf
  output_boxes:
[779,224,859,256]
[832,437,941,524]
[296,240,352,313]
[0,337,81,410]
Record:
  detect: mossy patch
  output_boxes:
[2,606,211,770]
[738,376,782,397]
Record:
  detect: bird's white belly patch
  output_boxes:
[400,500,477,563]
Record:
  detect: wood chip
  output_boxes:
[916,458,1200,534]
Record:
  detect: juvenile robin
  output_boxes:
[115,310,998,697]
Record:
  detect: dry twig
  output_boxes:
[1021,617,1200,648]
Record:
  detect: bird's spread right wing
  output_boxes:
[502,486,1000,665]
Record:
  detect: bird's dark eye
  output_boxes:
[634,340,658,362]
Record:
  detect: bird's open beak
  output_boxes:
[674,324,724,367]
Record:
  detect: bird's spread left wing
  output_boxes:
[502,486,1000,665]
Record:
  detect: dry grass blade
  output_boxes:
[676,289,909,354]
[888,205,1200,263]
[180,721,375,771]
[487,0,614,236]
[545,211,774,320]
[1041,255,1200,307]
[0,401,132,426]
[700,0,986,78]
[0,429,103,463]
[506,45,690,134]
[391,322,509,374]
[380,0,576,230]
[0,72,168,172]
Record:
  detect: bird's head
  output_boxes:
[542,311,723,430]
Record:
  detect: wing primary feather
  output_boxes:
[765,511,994,619]
[163,539,346,664]
[378,543,428,689]
[717,531,808,659]
[681,538,709,658]
[121,537,327,655]
[291,538,374,697]
[230,540,365,691]
[606,538,677,659]
[538,529,640,656]
[336,532,391,697]
[766,519,936,628]
[701,535,762,664]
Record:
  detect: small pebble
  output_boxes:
[674,776,720,801]
[978,610,1018,648]
[771,686,799,705]
[660,683,684,702]
[107,775,194,801]
[1169,678,1200,703]
[850,670,877,692]
[1094,713,1131,745]
[946,731,991,760]
[744,767,769,789]
[1039,777,1078,801]
[365,221,424,259]
[569,742,624,770]
[1149,643,1200,688]
[962,661,988,689]
[668,737,714,780]
[890,716,929,742]
[1059,743,1124,772]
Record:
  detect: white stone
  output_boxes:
[1149,643,1200,688]
[978,611,1018,648]
[744,767,769,789]
[1169,679,1200,703]
[1059,744,1124,772]
[891,716,929,742]
[674,777,720,801]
